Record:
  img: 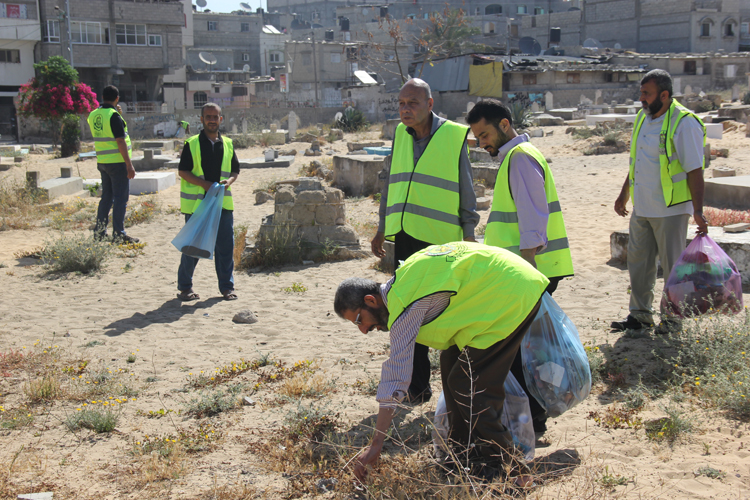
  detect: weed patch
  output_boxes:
[24,374,63,402]
[41,232,111,274]
[182,384,243,418]
[67,404,120,433]
[695,466,725,480]
[125,197,160,227]
[600,466,629,488]
[645,406,693,443]
[587,404,642,430]
[0,406,34,429]
[281,282,307,293]
[247,224,302,268]
[234,224,248,269]
[278,369,335,399]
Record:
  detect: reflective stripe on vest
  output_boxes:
[384,121,468,244]
[484,142,574,279]
[87,107,132,163]
[386,241,549,351]
[629,99,706,207]
[180,135,235,213]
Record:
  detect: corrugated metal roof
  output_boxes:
[262,25,281,34]
[414,57,470,92]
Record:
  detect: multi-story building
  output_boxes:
[192,11,263,75]
[37,0,187,110]
[0,0,40,138]
[163,0,194,111]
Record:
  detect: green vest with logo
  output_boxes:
[87,107,132,164]
[629,99,706,207]
[180,135,235,214]
[386,241,549,351]
[485,141,574,279]
[180,120,189,129]
[384,121,469,244]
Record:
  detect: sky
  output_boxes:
[196,0,267,14]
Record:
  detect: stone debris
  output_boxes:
[724,223,750,233]
[329,128,344,141]
[347,141,384,152]
[476,196,491,211]
[317,478,338,493]
[254,190,275,204]
[243,396,256,406]
[473,183,486,198]
[278,148,297,156]
[232,309,258,324]
[304,140,322,157]
[18,494,54,500]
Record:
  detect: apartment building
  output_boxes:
[37,0,186,110]
[0,0,40,138]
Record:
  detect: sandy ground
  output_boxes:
[0,123,749,499]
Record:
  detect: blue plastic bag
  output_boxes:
[521,293,591,418]
[171,182,225,260]
[432,372,535,462]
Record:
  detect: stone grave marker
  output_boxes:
[732,84,740,101]
[545,91,553,110]
[467,101,475,113]
[684,85,693,96]
[595,89,603,105]
[531,102,540,113]
[673,77,681,95]
[287,111,298,139]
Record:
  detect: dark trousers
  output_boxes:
[177,210,235,293]
[509,276,562,425]
[441,297,542,464]
[394,231,433,399]
[96,163,130,237]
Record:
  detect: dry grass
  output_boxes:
[233,224,248,269]
[277,370,335,399]
[24,374,63,402]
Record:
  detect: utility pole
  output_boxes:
[311,31,319,106]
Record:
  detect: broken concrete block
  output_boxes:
[39,176,83,200]
[713,166,736,178]
[473,183,486,198]
[296,178,323,192]
[315,204,338,225]
[476,196,491,211]
[296,190,326,204]
[724,223,750,233]
[255,191,274,204]
[60,167,72,178]
[130,172,176,195]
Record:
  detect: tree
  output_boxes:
[417,7,489,76]
[364,16,414,85]
[17,56,98,155]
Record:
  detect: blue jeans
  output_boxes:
[96,163,130,237]
[177,210,235,293]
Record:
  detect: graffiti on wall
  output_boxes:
[378,95,399,120]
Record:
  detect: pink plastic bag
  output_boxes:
[661,235,743,318]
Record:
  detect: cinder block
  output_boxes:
[129,172,176,195]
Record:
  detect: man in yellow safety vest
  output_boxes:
[177,103,240,302]
[335,242,545,486]
[371,78,479,404]
[613,69,707,335]
[87,85,138,243]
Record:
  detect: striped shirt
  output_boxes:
[376,277,452,409]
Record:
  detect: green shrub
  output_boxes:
[742,91,750,105]
[510,102,532,129]
[41,232,111,274]
[66,407,119,433]
[335,107,369,133]
[231,134,255,149]
[182,384,243,418]
[645,405,692,443]
[247,224,302,268]
[60,114,81,158]
[665,311,750,418]
[602,132,619,147]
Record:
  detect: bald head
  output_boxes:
[400,78,432,100]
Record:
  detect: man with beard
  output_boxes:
[334,242,547,486]
[466,99,573,434]
[612,69,707,335]
[176,103,240,302]
[371,78,479,404]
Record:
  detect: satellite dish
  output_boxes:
[242,64,250,72]
[519,37,542,56]
[199,51,217,64]
[240,2,252,10]
[361,8,368,14]
[583,38,602,48]
[196,0,207,7]
[614,43,622,50]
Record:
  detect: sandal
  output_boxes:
[222,290,238,301]
[177,290,200,301]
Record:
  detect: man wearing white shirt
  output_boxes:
[613,69,707,335]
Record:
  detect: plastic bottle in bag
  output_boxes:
[433,372,535,462]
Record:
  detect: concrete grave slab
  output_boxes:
[332,154,385,197]
[585,114,637,126]
[381,119,401,140]
[241,156,295,169]
[611,226,750,284]
[547,108,584,120]
[18,492,54,500]
[0,145,21,153]
[705,175,750,210]
[39,176,83,200]
[130,172,176,195]
[164,159,180,168]
[705,123,723,140]
[140,140,175,150]
[131,151,174,171]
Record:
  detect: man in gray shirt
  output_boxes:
[371,78,479,403]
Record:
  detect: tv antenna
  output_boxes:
[240,2,252,10]
[518,37,542,56]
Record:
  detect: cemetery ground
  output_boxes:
[0,124,749,499]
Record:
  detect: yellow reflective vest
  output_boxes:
[384,121,469,244]
[87,107,132,164]
[629,99,706,207]
[485,141,574,279]
[180,135,235,214]
[386,241,548,351]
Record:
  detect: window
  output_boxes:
[475,7,481,15]
[485,4,501,15]
[534,7,544,15]
[701,22,711,37]
[330,52,341,63]
[116,24,146,45]
[302,82,312,90]
[243,53,249,61]
[603,72,613,83]
[0,50,20,63]
[45,20,60,43]
[567,73,580,83]
[148,34,162,46]
[193,92,207,108]
[684,60,697,74]
[725,23,735,37]
[484,22,495,34]
[531,17,536,27]
[207,21,217,31]
[302,53,311,66]
[241,22,250,32]
[517,5,528,14]
[232,86,248,96]
[742,22,749,35]
[269,52,282,63]
[71,21,108,44]
[523,73,536,85]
